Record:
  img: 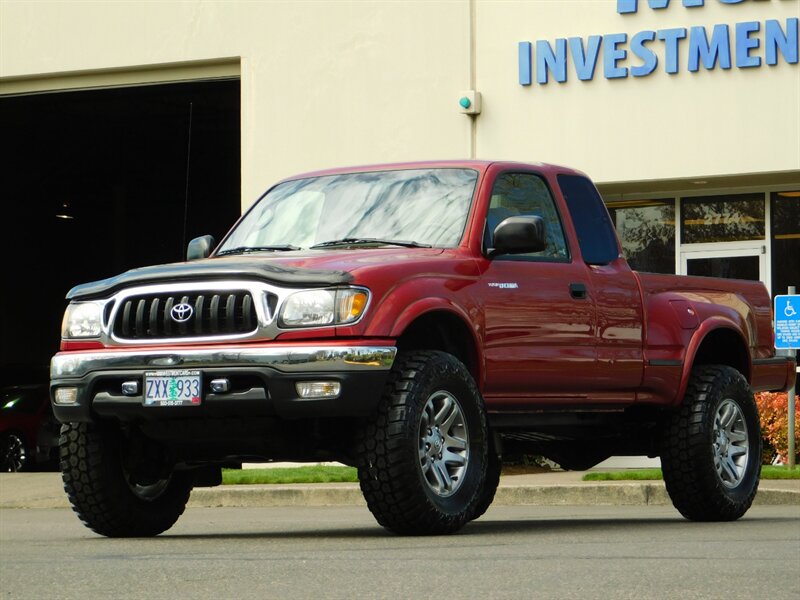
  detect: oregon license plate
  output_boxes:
[143,370,202,407]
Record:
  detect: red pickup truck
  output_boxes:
[50,161,796,537]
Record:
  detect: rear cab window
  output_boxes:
[557,174,619,265]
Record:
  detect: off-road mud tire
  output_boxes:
[470,445,501,521]
[356,351,488,535]
[660,365,761,521]
[60,422,192,537]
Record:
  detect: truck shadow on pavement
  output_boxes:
[147,515,792,541]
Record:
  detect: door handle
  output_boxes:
[569,283,588,299]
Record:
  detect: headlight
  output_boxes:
[61,302,104,338]
[280,288,369,328]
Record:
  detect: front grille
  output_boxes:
[113,291,259,339]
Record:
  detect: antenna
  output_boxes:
[182,101,194,259]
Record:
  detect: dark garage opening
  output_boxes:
[0,79,241,388]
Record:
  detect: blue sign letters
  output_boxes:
[519,5,798,86]
[688,24,731,71]
[618,0,743,14]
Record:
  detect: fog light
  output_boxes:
[210,378,231,393]
[295,381,341,399]
[121,381,140,396]
[54,387,78,405]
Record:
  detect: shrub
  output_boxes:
[755,391,800,464]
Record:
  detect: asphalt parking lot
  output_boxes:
[1,504,798,600]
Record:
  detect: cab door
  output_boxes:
[478,170,597,409]
[557,174,644,399]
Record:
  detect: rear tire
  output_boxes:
[660,365,761,521]
[356,351,488,535]
[60,422,192,537]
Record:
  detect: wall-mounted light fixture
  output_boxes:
[458,91,482,115]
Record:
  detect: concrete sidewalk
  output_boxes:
[1,470,798,510]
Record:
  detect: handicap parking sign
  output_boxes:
[774,295,800,349]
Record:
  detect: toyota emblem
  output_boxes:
[171,303,194,323]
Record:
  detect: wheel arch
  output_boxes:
[678,321,751,404]
[392,308,481,385]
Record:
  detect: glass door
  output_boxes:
[680,245,767,289]
[678,193,770,293]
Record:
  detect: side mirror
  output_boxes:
[489,216,546,257]
[186,235,216,261]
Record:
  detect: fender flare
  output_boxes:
[368,296,483,384]
[388,297,475,338]
[674,317,751,406]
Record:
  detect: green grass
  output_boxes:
[582,466,800,482]
[220,464,800,485]
[583,469,664,481]
[761,466,800,479]
[222,465,358,485]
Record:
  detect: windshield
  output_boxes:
[218,168,478,252]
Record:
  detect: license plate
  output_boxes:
[143,370,202,407]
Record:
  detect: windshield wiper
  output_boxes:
[310,237,432,249]
[216,245,301,256]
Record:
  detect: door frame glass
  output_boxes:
[679,242,769,294]
[676,192,771,295]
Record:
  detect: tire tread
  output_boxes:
[661,365,760,522]
[356,350,488,535]
[60,422,191,537]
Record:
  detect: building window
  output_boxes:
[686,255,761,281]
[771,191,800,296]
[606,199,675,274]
[681,193,765,244]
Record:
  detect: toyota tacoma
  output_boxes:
[50,161,796,537]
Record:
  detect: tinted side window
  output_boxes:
[557,174,619,265]
[485,172,568,261]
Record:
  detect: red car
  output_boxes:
[1,384,59,471]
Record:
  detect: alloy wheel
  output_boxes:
[418,390,469,497]
[712,399,749,489]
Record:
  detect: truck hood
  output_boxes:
[66,248,446,300]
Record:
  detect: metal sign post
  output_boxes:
[774,286,797,469]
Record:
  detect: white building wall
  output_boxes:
[476,0,800,183]
[0,1,472,207]
[1,0,798,206]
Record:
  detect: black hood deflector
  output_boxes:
[66,257,353,300]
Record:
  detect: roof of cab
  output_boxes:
[276,160,587,184]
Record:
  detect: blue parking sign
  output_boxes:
[774,295,800,349]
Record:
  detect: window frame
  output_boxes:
[481,170,572,263]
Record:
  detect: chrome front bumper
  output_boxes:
[50,344,398,423]
[51,345,397,379]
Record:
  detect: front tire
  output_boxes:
[357,351,488,535]
[660,365,761,521]
[60,422,192,537]
[470,445,500,521]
